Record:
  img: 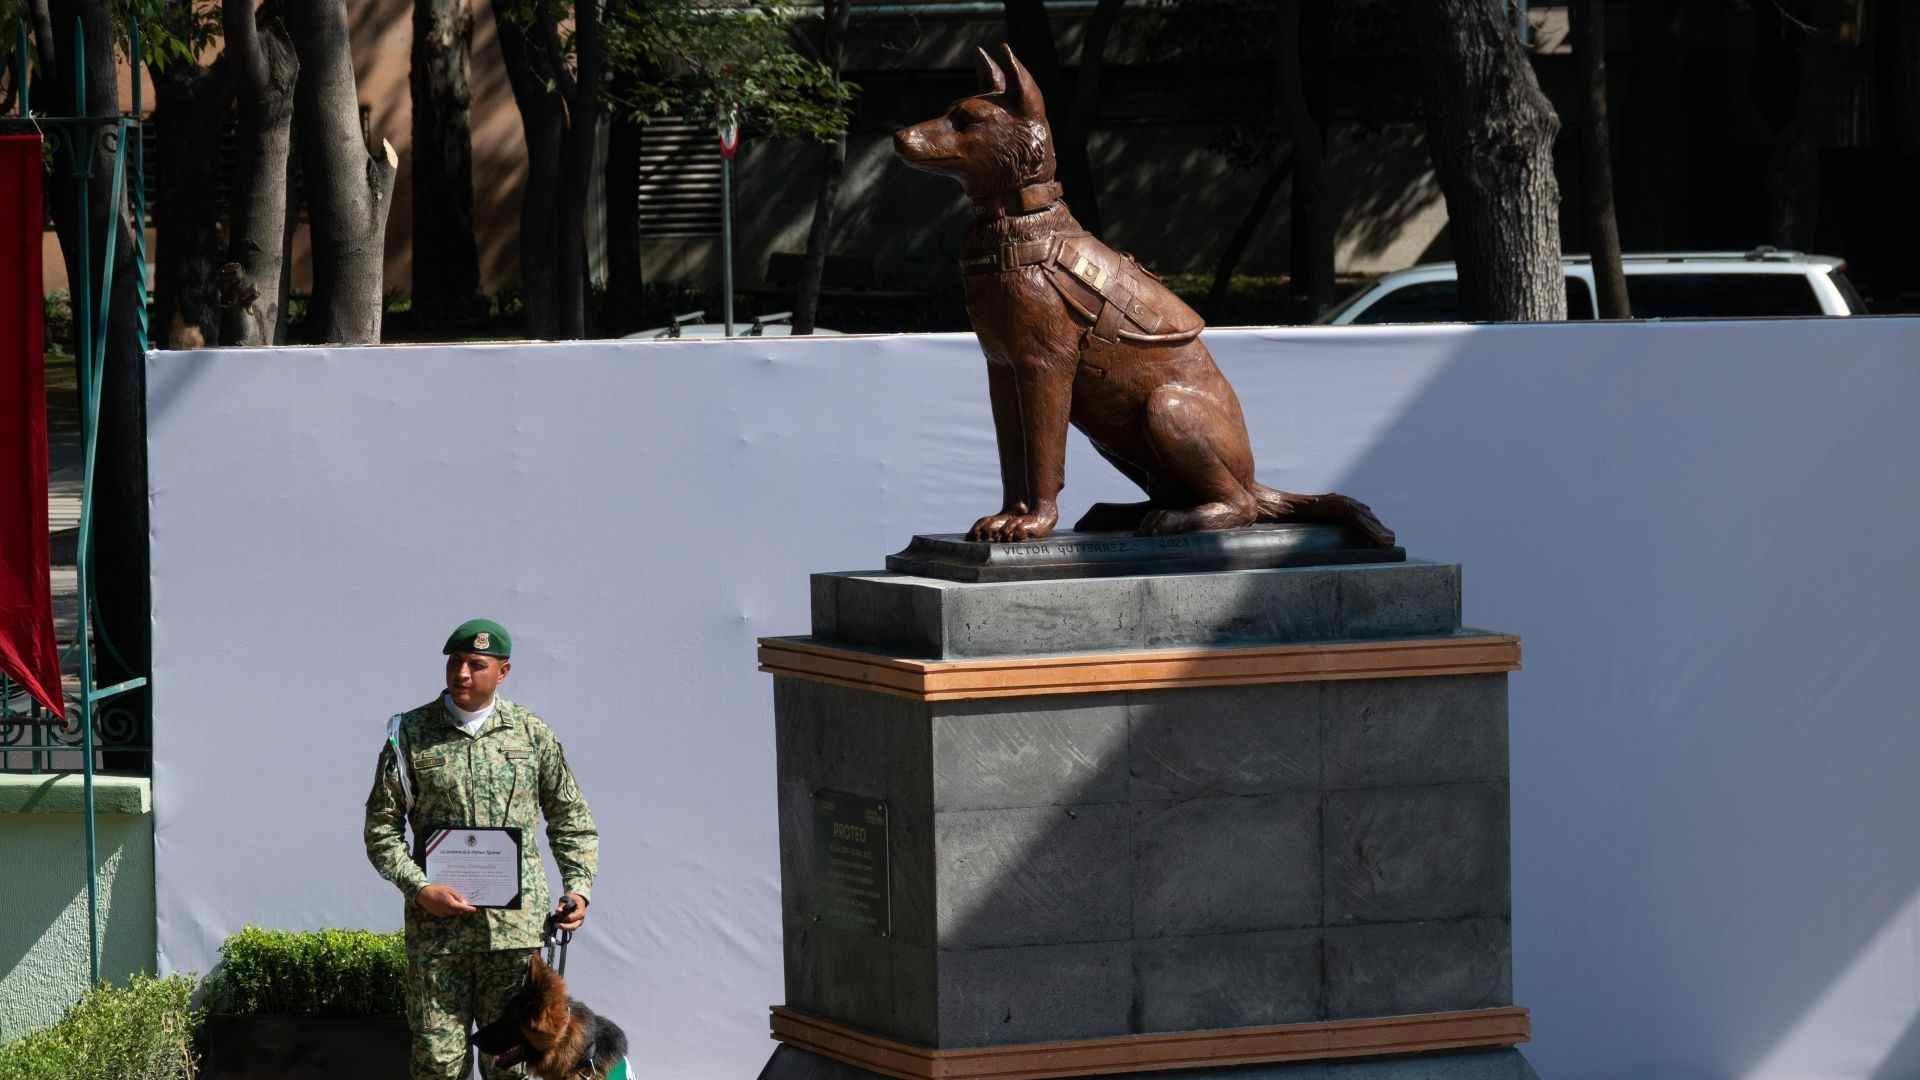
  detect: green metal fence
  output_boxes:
[1,16,153,988]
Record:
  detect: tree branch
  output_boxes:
[541,12,576,102]
[28,0,57,83]
[225,0,268,92]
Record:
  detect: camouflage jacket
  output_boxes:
[364,695,599,957]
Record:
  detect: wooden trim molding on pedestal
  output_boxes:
[769,1006,1531,1080]
[758,633,1521,703]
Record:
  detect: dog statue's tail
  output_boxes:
[1251,484,1397,547]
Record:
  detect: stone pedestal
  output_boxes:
[757,560,1537,1080]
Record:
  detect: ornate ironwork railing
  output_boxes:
[1,672,150,774]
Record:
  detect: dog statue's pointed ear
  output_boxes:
[974,46,1006,94]
[998,43,1046,122]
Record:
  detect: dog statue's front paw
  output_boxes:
[968,506,1058,543]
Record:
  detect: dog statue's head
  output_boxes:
[893,43,1056,201]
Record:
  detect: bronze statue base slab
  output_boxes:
[885,524,1405,583]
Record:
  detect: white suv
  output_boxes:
[1319,249,1867,325]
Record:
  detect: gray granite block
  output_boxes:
[809,562,1462,659]
[758,1047,1540,1080]
[808,574,841,643]
[1137,568,1341,647]
[942,577,1148,657]
[1323,918,1513,1019]
[774,678,938,942]
[773,678,923,795]
[930,695,1129,811]
[935,803,1132,948]
[816,572,949,657]
[777,776,820,918]
[887,784,937,948]
[1324,677,1508,790]
[1129,684,1321,800]
[1336,563,1461,639]
[1134,930,1322,1031]
[782,915,914,1041]
[1324,783,1510,925]
[888,940,938,1045]
[934,941,1132,1046]
[1134,793,1320,936]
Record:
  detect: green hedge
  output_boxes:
[0,974,200,1080]
[204,927,406,1018]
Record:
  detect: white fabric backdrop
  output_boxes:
[148,322,1920,1079]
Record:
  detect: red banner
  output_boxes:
[0,135,64,718]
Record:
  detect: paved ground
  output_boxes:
[49,445,79,650]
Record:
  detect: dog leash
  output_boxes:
[543,895,577,977]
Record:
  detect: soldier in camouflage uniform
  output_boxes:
[365,619,599,1080]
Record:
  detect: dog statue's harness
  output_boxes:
[959,182,1204,372]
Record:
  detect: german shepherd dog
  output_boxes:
[471,954,630,1079]
[893,44,1394,546]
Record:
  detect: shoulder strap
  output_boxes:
[385,713,414,812]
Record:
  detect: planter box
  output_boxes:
[201,1015,408,1080]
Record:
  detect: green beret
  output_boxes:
[443,618,511,658]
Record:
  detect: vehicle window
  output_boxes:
[1352,276,1593,324]
[1351,281,1463,325]
[1828,270,1868,314]
[1565,276,1594,320]
[1624,273,1823,318]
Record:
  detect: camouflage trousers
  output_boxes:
[405,949,534,1080]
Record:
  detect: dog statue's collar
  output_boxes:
[970,180,1064,219]
[959,230,1088,276]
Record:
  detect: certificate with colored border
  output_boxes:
[415,826,523,909]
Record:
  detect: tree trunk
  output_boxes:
[148,47,231,350]
[1278,0,1333,320]
[1765,0,1842,251]
[604,103,645,335]
[1572,0,1628,317]
[794,0,851,336]
[1002,0,1101,233]
[411,0,480,327]
[1413,0,1565,322]
[554,0,599,340]
[1065,0,1123,232]
[285,0,397,344]
[40,0,153,741]
[222,0,298,346]
[1624,0,1686,249]
[491,0,569,338]
[1206,150,1291,317]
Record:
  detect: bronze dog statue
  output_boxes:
[894,44,1394,546]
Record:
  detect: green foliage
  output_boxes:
[608,0,854,142]
[0,974,199,1080]
[1,0,215,78]
[202,927,406,1019]
[126,0,221,74]
[43,289,72,350]
[495,0,854,142]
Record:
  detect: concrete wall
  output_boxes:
[0,774,157,1042]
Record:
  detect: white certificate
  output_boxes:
[419,826,523,909]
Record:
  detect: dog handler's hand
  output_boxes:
[553,893,589,931]
[416,884,478,917]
